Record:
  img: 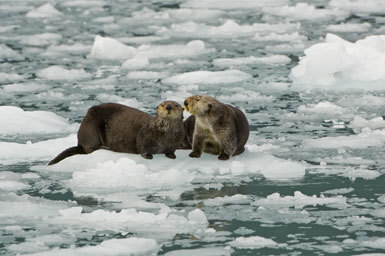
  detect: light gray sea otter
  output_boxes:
[48,101,184,165]
[183,95,249,160]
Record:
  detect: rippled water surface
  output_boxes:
[1,0,385,255]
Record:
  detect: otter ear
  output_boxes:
[207,103,213,114]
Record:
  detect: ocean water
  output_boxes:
[0,0,385,255]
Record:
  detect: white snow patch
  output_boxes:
[291,34,385,89]
[20,33,62,47]
[37,65,92,81]
[127,71,169,80]
[156,20,300,39]
[229,236,278,249]
[213,55,290,67]
[263,3,348,21]
[253,191,347,209]
[302,128,385,149]
[26,3,62,18]
[22,237,158,256]
[163,70,252,84]
[327,23,371,33]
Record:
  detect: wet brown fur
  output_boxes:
[48,101,184,165]
[184,95,249,160]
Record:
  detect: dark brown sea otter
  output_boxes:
[183,95,249,160]
[48,101,184,165]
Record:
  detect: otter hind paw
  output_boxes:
[141,153,153,160]
[165,153,176,159]
[218,153,230,160]
[189,151,201,158]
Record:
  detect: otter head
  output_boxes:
[156,101,183,120]
[184,95,220,117]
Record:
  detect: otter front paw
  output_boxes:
[141,153,153,159]
[165,153,176,159]
[218,153,230,160]
[189,151,201,158]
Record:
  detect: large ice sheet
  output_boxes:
[291,34,385,89]
[37,66,92,81]
[163,70,252,84]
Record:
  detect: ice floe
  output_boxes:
[46,43,92,54]
[0,172,31,192]
[156,20,300,39]
[349,116,385,131]
[0,44,23,61]
[20,237,159,256]
[213,55,291,67]
[60,0,106,7]
[229,236,280,249]
[296,101,351,119]
[37,65,92,81]
[326,23,371,33]
[127,71,169,80]
[0,106,74,136]
[291,33,385,89]
[26,3,62,18]
[0,73,24,84]
[122,56,149,69]
[329,0,385,15]
[263,3,349,21]
[163,70,252,84]
[164,247,231,256]
[302,128,385,149]
[3,82,49,93]
[90,36,213,60]
[20,33,62,47]
[181,0,288,10]
[253,191,347,209]
[254,32,306,42]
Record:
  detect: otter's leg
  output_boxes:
[141,153,153,159]
[189,127,206,158]
[217,130,237,160]
[165,149,176,159]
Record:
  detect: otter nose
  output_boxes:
[166,104,172,111]
[184,100,188,107]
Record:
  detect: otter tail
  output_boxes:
[48,146,86,165]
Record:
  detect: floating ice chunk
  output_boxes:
[296,102,350,119]
[3,82,49,93]
[61,0,106,7]
[127,71,169,80]
[89,35,136,60]
[327,23,371,33]
[47,43,92,54]
[263,3,349,21]
[0,172,30,191]
[26,3,62,18]
[181,0,288,10]
[0,134,76,165]
[213,55,291,67]
[164,247,231,256]
[93,16,115,23]
[0,73,24,84]
[163,70,252,84]
[122,56,149,69]
[116,36,168,44]
[0,106,72,135]
[23,237,159,256]
[338,95,385,108]
[96,93,142,108]
[203,194,249,206]
[329,0,385,14]
[135,40,214,59]
[349,116,385,131]
[302,129,385,149]
[8,234,76,254]
[342,169,381,181]
[254,32,306,42]
[0,25,18,33]
[291,34,385,89]
[370,208,385,218]
[255,206,314,224]
[378,195,385,203]
[253,191,347,209]
[323,188,354,195]
[361,238,385,249]
[37,65,92,81]
[218,89,273,102]
[0,44,23,61]
[229,236,278,249]
[51,207,208,240]
[157,20,300,38]
[20,33,62,46]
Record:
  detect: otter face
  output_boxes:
[184,95,218,117]
[157,101,183,120]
